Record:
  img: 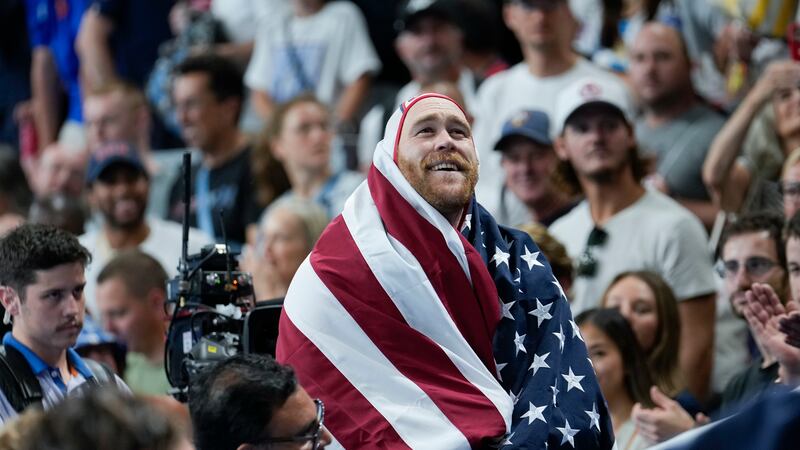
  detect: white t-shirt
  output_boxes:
[357,69,478,168]
[471,59,616,218]
[549,189,716,314]
[80,217,214,319]
[211,0,286,43]
[244,1,381,108]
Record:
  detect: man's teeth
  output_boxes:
[431,163,458,171]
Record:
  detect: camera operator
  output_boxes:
[189,353,332,450]
[0,224,128,424]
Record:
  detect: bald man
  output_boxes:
[630,22,725,229]
[278,94,614,448]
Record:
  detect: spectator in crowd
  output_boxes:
[266,95,363,219]
[24,0,90,150]
[0,224,128,424]
[240,198,328,302]
[517,221,573,296]
[603,271,710,443]
[83,81,179,218]
[577,308,654,450]
[244,0,381,130]
[456,0,508,86]
[81,142,212,319]
[27,143,87,199]
[0,145,33,234]
[95,251,171,396]
[493,109,576,227]
[28,193,88,236]
[472,0,615,219]
[703,59,800,215]
[549,76,717,401]
[780,149,800,221]
[0,406,44,450]
[715,213,787,412]
[210,0,287,68]
[630,22,723,229]
[358,0,475,169]
[278,94,614,448]
[76,0,174,90]
[19,387,191,450]
[167,54,262,248]
[189,353,333,450]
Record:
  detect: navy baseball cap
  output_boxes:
[395,0,461,32]
[494,110,552,151]
[86,141,147,185]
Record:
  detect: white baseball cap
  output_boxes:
[553,76,634,135]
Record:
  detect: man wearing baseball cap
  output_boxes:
[548,76,718,400]
[493,109,576,227]
[80,141,212,320]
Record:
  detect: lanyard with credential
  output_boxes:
[195,166,216,239]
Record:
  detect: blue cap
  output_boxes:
[75,315,123,351]
[494,110,552,151]
[86,141,147,185]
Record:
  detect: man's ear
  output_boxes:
[0,286,21,317]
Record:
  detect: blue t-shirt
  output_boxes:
[25,0,89,123]
[90,0,174,87]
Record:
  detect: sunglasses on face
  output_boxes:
[715,256,779,279]
[255,399,325,449]
[575,227,608,278]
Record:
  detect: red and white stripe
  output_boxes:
[277,94,512,449]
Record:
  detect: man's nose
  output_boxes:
[732,265,752,290]
[318,427,334,447]
[434,129,457,150]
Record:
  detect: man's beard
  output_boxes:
[103,200,146,230]
[398,152,478,219]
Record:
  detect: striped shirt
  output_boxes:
[0,333,129,425]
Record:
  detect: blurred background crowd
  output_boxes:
[2,0,800,448]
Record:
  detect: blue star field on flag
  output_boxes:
[461,199,615,449]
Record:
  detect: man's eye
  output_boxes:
[417,127,434,135]
[449,128,467,137]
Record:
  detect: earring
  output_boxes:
[2,309,11,325]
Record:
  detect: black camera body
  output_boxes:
[164,244,255,399]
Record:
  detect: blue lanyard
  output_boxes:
[195,166,216,239]
[315,172,341,218]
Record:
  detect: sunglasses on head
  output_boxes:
[575,227,607,278]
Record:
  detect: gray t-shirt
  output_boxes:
[636,104,725,200]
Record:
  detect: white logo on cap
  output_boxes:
[579,83,602,99]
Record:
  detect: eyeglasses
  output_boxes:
[575,227,608,278]
[255,399,325,449]
[715,257,779,279]
[513,0,564,11]
[780,181,800,198]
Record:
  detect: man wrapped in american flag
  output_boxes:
[276,93,615,449]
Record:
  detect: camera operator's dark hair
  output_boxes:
[19,387,183,450]
[718,212,786,268]
[0,224,91,300]
[173,53,244,120]
[97,250,168,299]
[189,353,298,450]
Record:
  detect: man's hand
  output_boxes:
[744,283,800,385]
[779,311,800,348]
[632,386,704,443]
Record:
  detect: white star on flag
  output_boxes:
[556,418,579,447]
[499,432,514,447]
[513,331,527,355]
[585,403,601,431]
[491,247,511,268]
[528,298,553,327]
[529,352,550,376]
[501,300,516,320]
[553,325,565,352]
[562,367,585,392]
[550,383,559,405]
[551,275,566,299]
[495,361,507,382]
[520,402,547,425]
[509,389,520,405]
[462,214,472,231]
[520,246,545,270]
[570,320,584,342]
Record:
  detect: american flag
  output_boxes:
[276,93,614,449]
[461,198,614,449]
